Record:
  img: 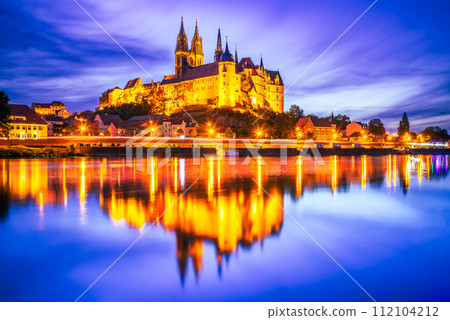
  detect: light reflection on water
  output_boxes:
[0,155,449,301]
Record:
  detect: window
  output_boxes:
[22,126,25,130]
[315,129,320,135]
[28,126,31,130]
[39,126,42,130]
[321,129,325,135]
[33,126,36,130]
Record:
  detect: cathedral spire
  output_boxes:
[175,16,189,52]
[214,28,223,62]
[260,55,264,70]
[194,19,199,38]
[190,19,203,67]
[175,16,189,77]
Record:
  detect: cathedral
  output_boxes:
[99,18,284,113]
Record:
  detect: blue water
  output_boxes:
[0,155,449,301]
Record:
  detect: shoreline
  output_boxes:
[1,145,449,159]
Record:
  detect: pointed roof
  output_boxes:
[216,28,222,52]
[260,55,264,69]
[330,111,336,124]
[234,44,238,64]
[190,19,203,55]
[175,17,189,52]
[220,37,234,62]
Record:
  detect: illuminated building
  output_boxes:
[296,114,336,140]
[99,18,284,113]
[31,101,68,117]
[8,104,48,139]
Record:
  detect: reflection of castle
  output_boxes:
[102,159,284,281]
[99,18,284,112]
[2,155,449,282]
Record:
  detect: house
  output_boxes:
[345,121,368,137]
[171,118,196,137]
[216,127,235,138]
[296,114,336,140]
[8,104,48,139]
[56,108,71,119]
[93,114,128,136]
[43,115,65,136]
[31,101,66,116]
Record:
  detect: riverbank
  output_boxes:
[1,145,449,159]
[0,145,86,158]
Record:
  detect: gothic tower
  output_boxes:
[175,17,190,78]
[189,20,204,67]
[214,28,223,62]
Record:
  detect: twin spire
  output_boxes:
[177,18,243,65]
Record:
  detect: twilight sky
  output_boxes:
[1,0,449,132]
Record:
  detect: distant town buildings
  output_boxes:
[126,114,197,137]
[99,18,284,113]
[8,104,48,139]
[43,115,65,136]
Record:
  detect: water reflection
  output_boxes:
[0,155,449,283]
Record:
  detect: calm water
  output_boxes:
[0,155,449,302]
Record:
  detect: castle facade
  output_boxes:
[99,19,284,113]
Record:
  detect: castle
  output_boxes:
[99,18,284,113]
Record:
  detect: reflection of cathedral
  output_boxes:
[101,159,285,282]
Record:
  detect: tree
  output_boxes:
[287,105,304,122]
[397,112,410,136]
[334,114,351,130]
[176,128,184,136]
[0,91,11,138]
[272,113,294,139]
[420,126,450,142]
[225,127,234,138]
[368,119,385,136]
[189,128,198,138]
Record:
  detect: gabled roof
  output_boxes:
[43,115,65,122]
[124,78,141,89]
[296,116,333,128]
[311,117,332,128]
[238,57,255,69]
[296,117,310,128]
[267,70,284,86]
[160,63,220,84]
[96,113,127,128]
[9,104,48,125]
[127,114,172,123]
[32,101,65,109]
